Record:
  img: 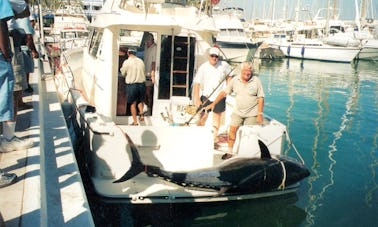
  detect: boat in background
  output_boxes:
[267,33,361,63]
[44,0,90,67]
[54,0,309,204]
[358,39,378,60]
[212,6,259,63]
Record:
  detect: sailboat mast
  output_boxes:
[355,0,361,31]
[325,0,331,35]
[360,0,366,19]
[271,0,276,25]
[295,0,300,23]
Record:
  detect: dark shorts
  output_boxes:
[125,83,146,103]
[201,95,226,113]
[12,50,27,91]
[22,50,34,74]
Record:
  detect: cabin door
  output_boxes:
[158,35,195,99]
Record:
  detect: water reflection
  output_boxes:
[259,58,378,226]
[365,131,378,207]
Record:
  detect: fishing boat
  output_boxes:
[55,0,310,204]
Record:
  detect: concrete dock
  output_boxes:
[0,52,94,226]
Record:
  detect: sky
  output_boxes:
[216,0,377,21]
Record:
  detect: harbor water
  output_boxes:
[87,58,378,227]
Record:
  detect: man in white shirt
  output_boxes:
[193,47,232,146]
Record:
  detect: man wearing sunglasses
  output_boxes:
[193,47,232,148]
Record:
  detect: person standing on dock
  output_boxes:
[120,47,146,126]
[21,14,39,93]
[193,47,232,147]
[205,61,265,160]
[0,0,32,187]
[8,11,38,109]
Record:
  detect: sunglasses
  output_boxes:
[210,54,219,58]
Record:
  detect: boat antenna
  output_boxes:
[142,0,149,18]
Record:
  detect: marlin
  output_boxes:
[114,133,310,194]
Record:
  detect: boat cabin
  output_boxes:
[79,0,218,126]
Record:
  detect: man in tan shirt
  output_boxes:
[120,48,146,125]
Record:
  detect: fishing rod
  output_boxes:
[184,65,236,126]
[184,40,260,126]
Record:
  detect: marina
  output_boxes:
[1,0,378,226]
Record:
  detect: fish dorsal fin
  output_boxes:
[258,140,271,159]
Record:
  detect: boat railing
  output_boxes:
[117,0,214,17]
[284,129,305,165]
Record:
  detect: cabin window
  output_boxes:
[158,35,195,99]
[88,28,103,57]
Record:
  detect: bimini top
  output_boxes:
[90,0,219,34]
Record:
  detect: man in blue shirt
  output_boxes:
[0,0,30,188]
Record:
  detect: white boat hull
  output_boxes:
[217,46,257,63]
[272,44,360,63]
[357,39,378,60]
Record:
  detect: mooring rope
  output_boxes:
[277,159,287,190]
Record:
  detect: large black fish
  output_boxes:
[114,132,310,194]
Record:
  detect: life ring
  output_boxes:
[211,0,220,5]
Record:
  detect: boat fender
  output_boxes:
[211,0,220,5]
[287,45,291,56]
[301,46,305,57]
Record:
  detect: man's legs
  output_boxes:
[212,112,221,141]
[228,125,239,151]
[221,125,239,160]
[145,85,153,116]
[197,110,209,126]
[137,101,144,121]
[130,101,138,125]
